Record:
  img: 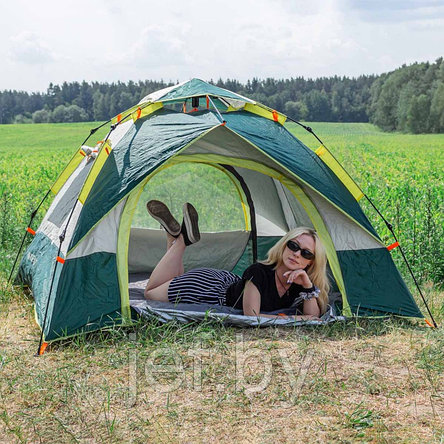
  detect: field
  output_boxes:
[0,121,443,443]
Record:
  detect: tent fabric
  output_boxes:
[145,78,255,104]
[69,111,220,250]
[337,248,422,317]
[72,109,378,252]
[128,229,250,274]
[221,112,378,237]
[50,252,121,339]
[16,78,424,343]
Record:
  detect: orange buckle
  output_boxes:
[56,256,65,264]
[387,241,399,251]
[425,319,435,328]
[26,227,36,236]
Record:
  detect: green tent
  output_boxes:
[17,78,423,343]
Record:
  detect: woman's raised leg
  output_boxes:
[144,234,186,300]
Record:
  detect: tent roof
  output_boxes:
[68,109,378,250]
[139,78,255,105]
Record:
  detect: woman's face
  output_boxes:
[282,233,315,271]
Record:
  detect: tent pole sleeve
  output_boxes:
[221,164,257,263]
[8,188,52,284]
[364,195,438,328]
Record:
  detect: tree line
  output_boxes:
[1,58,443,133]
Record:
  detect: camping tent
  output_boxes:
[16,78,423,343]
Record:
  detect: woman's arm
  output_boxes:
[242,281,318,320]
[243,280,281,318]
[242,280,262,316]
[303,297,321,317]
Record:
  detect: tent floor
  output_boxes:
[128,273,344,326]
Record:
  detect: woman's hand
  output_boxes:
[283,269,313,288]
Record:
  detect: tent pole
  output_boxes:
[7,189,52,284]
[206,95,226,124]
[221,164,257,263]
[286,117,438,327]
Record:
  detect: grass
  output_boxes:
[0,121,443,442]
[0,291,443,442]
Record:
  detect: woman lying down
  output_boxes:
[144,200,330,320]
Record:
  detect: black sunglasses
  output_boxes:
[286,240,315,260]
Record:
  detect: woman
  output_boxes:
[144,200,329,319]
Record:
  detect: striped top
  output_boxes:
[167,268,241,306]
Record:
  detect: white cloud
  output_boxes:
[111,25,190,68]
[8,32,55,65]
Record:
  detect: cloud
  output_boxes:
[8,32,55,64]
[108,25,190,69]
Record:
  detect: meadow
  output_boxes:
[0,121,443,443]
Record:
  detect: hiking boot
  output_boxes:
[181,202,200,246]
[146,200,181,237]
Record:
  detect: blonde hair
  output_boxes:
[261,227,330,314]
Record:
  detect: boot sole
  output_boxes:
[146,200,181,237]
[183,203,200,244]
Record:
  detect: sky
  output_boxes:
[1,0,443,92]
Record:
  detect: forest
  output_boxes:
[1,58,443,133]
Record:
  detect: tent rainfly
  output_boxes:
[15,78,425,347]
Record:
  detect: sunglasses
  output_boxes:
[286,240,315,260]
